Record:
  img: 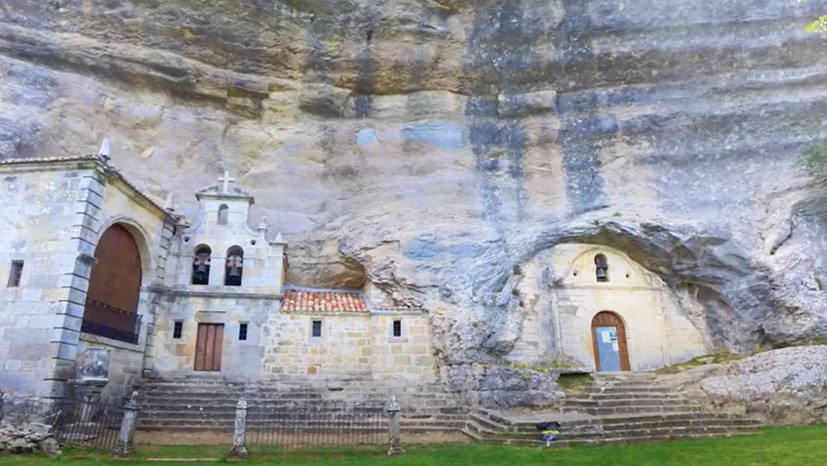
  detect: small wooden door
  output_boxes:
[194,324,224,371]
[591,312,631,372]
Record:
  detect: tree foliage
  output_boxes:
[806,15,827,33]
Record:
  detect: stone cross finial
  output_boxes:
[164,193,176,213]
[218,171,236,193]
[97,138,111,164]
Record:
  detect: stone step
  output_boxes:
[466,412,509,433]
[503,421,760,438]
[500,412,757,430]
[561,398,692,408]
[585,387,675,395]
[580,392,685,401]
[559,405,703,416]
[138,409,464,421]
[462,420,497,439]
[498,426,758,443]
[139,391,458,402]
[488,430,755,448]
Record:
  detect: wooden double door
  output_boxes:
[194,323,224,371]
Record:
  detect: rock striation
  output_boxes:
[2,1,827,395]
[670,346,827,425]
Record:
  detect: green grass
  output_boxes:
[654,352,745,375]
[4,426,827,466]
[556,373,594,393]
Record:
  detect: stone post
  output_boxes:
[386,395,405,456]
[228,398,248,459]
[112,391,140,458]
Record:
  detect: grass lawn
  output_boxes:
[1,426,826,466]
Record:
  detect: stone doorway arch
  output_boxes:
[82,223,143,343]
[591,311,631,372]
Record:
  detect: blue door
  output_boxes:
[594,326,622,372]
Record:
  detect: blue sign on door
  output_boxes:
[595,326,621,372]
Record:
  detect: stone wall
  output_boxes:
[76,337,144,399]
[150,295,274,379]
[370,313,436,381]
[510,244,708,371]
[0,162,91,397]
[262,312,435,382]
[75,166,173,397]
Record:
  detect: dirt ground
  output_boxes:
[135,429,469,446]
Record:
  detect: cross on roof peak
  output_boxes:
[218,170,236,193]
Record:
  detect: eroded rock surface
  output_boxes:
[672,346,827,424]
[2,1,827,395]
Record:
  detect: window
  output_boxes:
[173,321,183,339]
[218,204,229,225]
[191,245,212,285]
[239,323,248,341]
[392,320,402,337]
[7,261,23,288]
[224,246,244,286]
[594,254,609,282]
[311,320,322,338]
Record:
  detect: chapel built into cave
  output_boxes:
[0,153,710,400]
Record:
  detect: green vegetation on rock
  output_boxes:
[806,15,827,33]
[654,352,746,374]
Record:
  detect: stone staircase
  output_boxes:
[135,378,467,435]
[463,373,763,447]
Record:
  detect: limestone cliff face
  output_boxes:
[2,1,827,378]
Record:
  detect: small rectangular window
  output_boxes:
[173,321,183,339]
[7,261,23,288]
[311,320,322,338]
[392,320,402,338]
[239,323,248,341]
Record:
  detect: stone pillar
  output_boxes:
[72,348,111,423]
[228,399,249,459]
[386,395,405,456]
[112,392,140,458]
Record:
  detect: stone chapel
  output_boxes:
[0,154,435,400]
[0,152,710,402]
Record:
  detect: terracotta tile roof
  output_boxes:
[281,289,369,314]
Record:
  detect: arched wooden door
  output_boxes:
[82,224,143,343]
[591,311,631,372]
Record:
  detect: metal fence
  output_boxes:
[246,401,388,448]
[4,395,126,450]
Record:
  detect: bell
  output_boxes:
[596,267,608,281]
[228,266,241,277]
[195,264,208,274]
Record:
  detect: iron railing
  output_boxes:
[4,395,127,450]
[246,401,388,448]
[81,299,141,344]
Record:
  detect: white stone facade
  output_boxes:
[510,244,709,371]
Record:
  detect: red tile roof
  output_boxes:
[281,289,368,314]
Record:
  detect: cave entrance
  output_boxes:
[591,311,631,372]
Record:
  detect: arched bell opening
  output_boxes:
[192,244,212,285]
[224,245,244,286]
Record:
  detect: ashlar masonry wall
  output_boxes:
[150,294,274,380]
[0,162,93,397]
[75,174,173,398]
[262,312,436,382]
